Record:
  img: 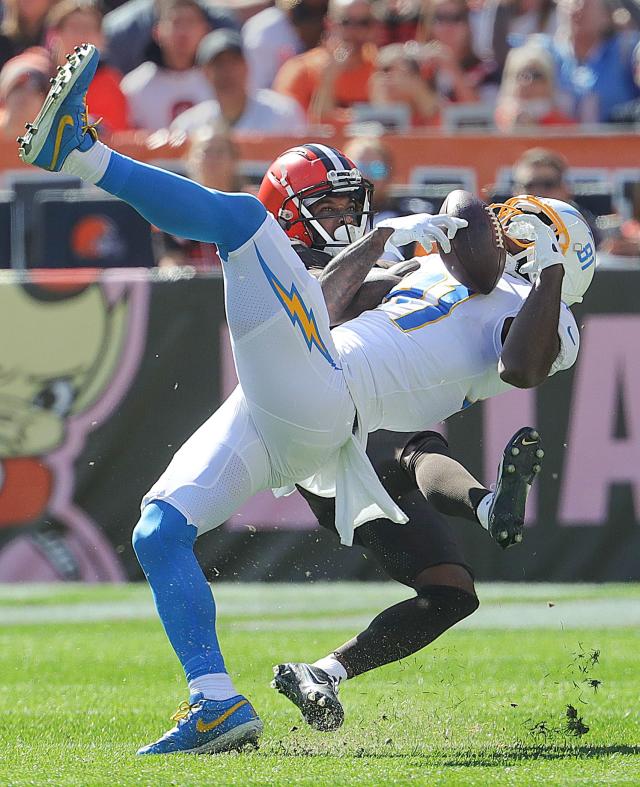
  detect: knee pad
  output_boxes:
[415,583,479,624]
[398,430,450,480]
[132,500,195,566]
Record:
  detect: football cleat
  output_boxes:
[18,43,99,172]
[136,692,263,755]
[488,427,543,550]
[271,662,344,732]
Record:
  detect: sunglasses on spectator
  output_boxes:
[339,17,374,27]
[516,69,547,82]
[433,13,467,24]
[517,178,562,191]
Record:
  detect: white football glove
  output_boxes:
[377,213,468,254]
[507,214,564,276]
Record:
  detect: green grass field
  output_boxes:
[0,583,638,786]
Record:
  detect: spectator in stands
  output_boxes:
[0,0,58,68]
[344,134,421,258]
[494,43,576,130]
[473,0,557,71]
[170,28,307,136]
[612,40,640,123]
[418,0,499,104]
[600,180,640,257]
[103,0,237,77]
[120,0,213,131]
[46,0,130,134]
[0,46,50,141]
[368,42,441,127]
[153,123,244,269]
[548,0,640,123]
[510,146,601,244]
[512,147,572,202]
[243,0,328,91]
[377,0,422,47]
[273,0,379,123]
[344,135,396,220]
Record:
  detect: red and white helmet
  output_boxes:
[258,143,373,256]
[491,195,596,306]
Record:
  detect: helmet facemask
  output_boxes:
[278,167,374,256]
[490,195,594,305]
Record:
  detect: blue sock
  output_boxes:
[97,151,266,256]
[132,500,226,680]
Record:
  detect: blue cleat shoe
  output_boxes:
[136,693,263,755]
[17,43,100,172]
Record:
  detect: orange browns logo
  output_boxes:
[71,215,124,261]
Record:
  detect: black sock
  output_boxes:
[334,584,479,678]
[400,431,489,522]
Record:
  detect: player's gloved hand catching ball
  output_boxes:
[506,214,565,277]
[377,213,468,255]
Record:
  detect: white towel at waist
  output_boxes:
[273,424,408,546]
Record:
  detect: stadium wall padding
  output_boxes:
[0,267,637,583]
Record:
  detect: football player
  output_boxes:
[257,145,546,731]
[18,45,594,755]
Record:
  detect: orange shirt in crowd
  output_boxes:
[273,45,377,114]
[87,65,130,134]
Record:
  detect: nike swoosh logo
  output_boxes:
[49,114,74,170]
[521,438,538,445]
[567,325,576,345]
[195,699,249,734]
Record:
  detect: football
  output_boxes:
[440,189,507,294]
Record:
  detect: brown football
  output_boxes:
[440,189,506,294]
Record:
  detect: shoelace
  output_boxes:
[80,106,102,140]
[170,700,199,723]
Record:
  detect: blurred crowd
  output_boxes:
[0,0,638,266]
[0,0,638,138]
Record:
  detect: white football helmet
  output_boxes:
[491,195,596,305]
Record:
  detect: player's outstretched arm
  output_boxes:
[499,265,564,388]
[318,214,466,325]
[317,226,395,325]
[499,216,566,388]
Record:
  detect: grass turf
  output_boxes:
[0,583,638,786]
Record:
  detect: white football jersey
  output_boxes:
[332,255,579,434]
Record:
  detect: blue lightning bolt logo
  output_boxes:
[256,244,339,369]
